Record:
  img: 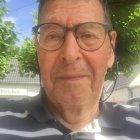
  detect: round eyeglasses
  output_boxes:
[33,22,112,51]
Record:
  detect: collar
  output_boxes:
[27,89,54,123]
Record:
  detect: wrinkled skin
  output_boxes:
[35,0,117,130]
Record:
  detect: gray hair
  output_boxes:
[38,0,112,28]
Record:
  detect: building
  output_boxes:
[105,65,140,103]
[0,60,40,97]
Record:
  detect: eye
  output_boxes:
[46,32,62,41]
[40,32,60,43]
[82,34,96,39]
[79,32,97,40]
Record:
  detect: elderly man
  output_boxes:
[0,0,140,139]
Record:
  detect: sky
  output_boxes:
[3,0,38,46]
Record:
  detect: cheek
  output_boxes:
[37,50,58,90]
[83,51,109,89]
[88,53,108,92]
[86,52,108,76]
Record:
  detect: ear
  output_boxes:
[110,31,117,49]
[107,31,117,68]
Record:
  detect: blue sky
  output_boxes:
[3,0,38,46]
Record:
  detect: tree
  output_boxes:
[18,12,38,77]
[18,0,140,80]
[107,0,140,79]
[18,37,38,77]
[0,0,18,79]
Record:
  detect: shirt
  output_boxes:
[0,90,140,140]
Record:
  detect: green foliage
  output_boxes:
[107,1,140,79]
[0,0,18,79]
[18,37,38,78]
[17,11,38,78]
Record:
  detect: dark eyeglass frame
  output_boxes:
[32,22,113,51]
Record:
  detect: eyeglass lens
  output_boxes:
[36,23,107,51]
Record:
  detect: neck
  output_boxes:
[46,99,100,131]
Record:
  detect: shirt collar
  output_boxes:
[27,88,55,123]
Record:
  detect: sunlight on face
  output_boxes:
[36,0,115,107]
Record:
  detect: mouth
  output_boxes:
[56,75,88,81]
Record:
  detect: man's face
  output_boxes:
[35,0,116,107]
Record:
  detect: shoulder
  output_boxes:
[100,102,140,126]
[101,102,140,118]
[0,97,29,112]
[99,102,140,139]
[0,96,65,140]
[0,97,29,123]
[112,103,140,119]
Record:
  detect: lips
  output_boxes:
[56,74,88,81]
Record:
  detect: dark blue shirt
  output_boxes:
[0,92,140,140]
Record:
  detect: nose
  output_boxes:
[59,32,82,63]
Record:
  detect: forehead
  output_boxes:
[39,0,104,25]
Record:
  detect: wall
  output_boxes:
[106,86,140,104]
[0,83,40,97]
